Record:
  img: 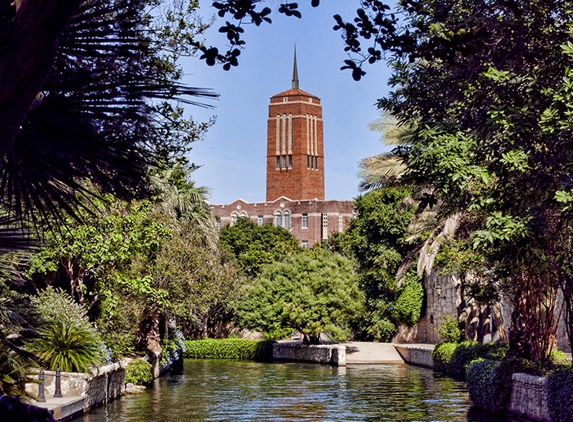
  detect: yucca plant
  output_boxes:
[31,320,101,373]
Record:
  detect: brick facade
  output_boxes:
[210,53,354,247]
[266,88,324,202]
[210,197,354,248]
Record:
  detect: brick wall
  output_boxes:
[266,88,324,202]
[210,197,354,248]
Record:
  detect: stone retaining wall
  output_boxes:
[508,373,551,422]
[393,345,434,369]
[273,343,346,366]
[26,361,127,410]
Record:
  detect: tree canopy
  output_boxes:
[219,217,301,278]
[235,249,364,344]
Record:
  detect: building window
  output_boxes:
[302,240,308,248]
[302,213,308,229]
[282,156,286,169]
[283,97,288,102]
[338,214,344,232]
[276,156,280,170]
[215,220,221,231]
[307,155,310,169]
[231,213,238,225]
[274,212,282,227]
[322,213,328,240]
[258,215,264,226]
[288,155,292,169]
[284,211,291,229]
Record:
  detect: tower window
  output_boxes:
[282,156,286,169]
[284,211,291,229]
[288,155,292,169]
[276,156,280,170]
[302,213,308,229]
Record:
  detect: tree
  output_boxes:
[323,187,418,341]
[219,217,301,278]
[0,0,217,223]
[235,250,364,344]
[365,0,573,363]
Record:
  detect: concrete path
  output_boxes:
[338,341,405,364]
[31,396,85,421]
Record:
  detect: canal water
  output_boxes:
[78,359,515,421]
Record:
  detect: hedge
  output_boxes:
[547,368,573,422]
[466,357,535,413]
[183,339,275,362]
[432,341,507,379]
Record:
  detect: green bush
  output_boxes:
[547,369,573,422]
[263,328,292,341]
[437,316,464,343]
[448,341,507,379]
[125,359,153,385]
[31,320,102,372]
[183,339,275,361]
[392,272,424,327]
[466,357,536,413]
[432,342,458,374]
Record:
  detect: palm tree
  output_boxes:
[150,163,218,249]
[358,113,412,191]
[0,0,218,224]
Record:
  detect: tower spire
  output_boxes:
[292,45,299,89]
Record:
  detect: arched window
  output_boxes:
[283,211,291,229]
[231,213,238,225]
[274,211,282,227]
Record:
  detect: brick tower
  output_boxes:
[266,48,325,202]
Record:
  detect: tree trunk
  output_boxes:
[0,0,82,158]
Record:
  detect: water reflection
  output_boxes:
[78,359,518,422]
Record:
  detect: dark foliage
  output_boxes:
[547,368,573,422]
[0,0,217,223]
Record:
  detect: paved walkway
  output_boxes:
[30,396,85,421]
[338,341,405,364]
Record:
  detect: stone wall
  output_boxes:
[394,345,434,369]
[398,269,571,353]
[273,343,346,366]
[26,361,127,410]
[508,373,550,422]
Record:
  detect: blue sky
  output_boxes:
[183,1,395,204]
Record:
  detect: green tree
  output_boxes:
[219,217,301,278]
[323,187,417,341]
[235,250,364,344]
[376,0,573,363]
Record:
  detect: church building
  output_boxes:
[210,51,354,248]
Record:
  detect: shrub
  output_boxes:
[392,271,424,327]
[547,369,573,422]
[183,339,275,361]
[466,357,536,413]
[437,316,464,343]
[365,316,396,343]
[432,342,457,374]
[125,359,153,385]
[448,341,507,379]
[32,287,92,330]
[31,320,102,372]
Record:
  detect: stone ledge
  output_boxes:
[394,344,434,369]
[509,373,550,422]
[273,342,346,366]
